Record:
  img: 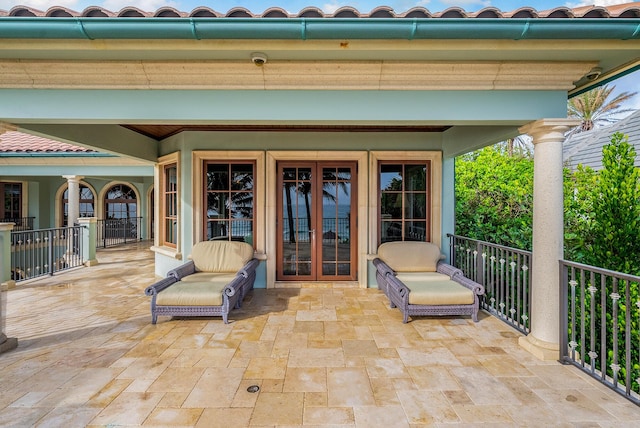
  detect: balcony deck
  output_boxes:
[2,242,639,426]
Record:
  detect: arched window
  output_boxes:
[62,184,95,226]
[105,184,137,220]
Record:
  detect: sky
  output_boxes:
[0,0,638,111]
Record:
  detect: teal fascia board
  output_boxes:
[0,164,153,176]
[0,18,638,40]
[0,89,567,123]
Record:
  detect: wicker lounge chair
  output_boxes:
[145,240,259,324]
[373,241,484,323]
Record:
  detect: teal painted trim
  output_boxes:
[0,225,11,282]
[1,89,567,123]
[443,125,522,158]
[0,18,638,40]
[18,124,159,163]
[441,157,456,265]
[367,260,378,289]
[0,165,153,176]
[254,261,266,289]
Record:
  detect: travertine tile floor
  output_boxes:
[2,242,640,427]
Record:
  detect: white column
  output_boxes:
[517,119,579,360]
[63,175,83,226]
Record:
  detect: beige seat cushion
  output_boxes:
[190,241,254,273]
[179,272,237,283]
[396,272,451,283]
[377,241,443,272]
[403,280,475,306]
[156,280,229,306]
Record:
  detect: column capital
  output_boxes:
[63,175,84,182]
[519,119,581,144]
[0,122,17,135]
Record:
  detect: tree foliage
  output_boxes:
[457,132,640,268]
[563,164,597,262]
[587,132,640,274]
[455,146,533,250]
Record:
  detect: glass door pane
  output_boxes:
[320,166,354,279]
[279,165,314,279]
[277,162,356,281]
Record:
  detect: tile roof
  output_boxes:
[563,109,640,170]
[1,3,640,18]
[0,131,94,153]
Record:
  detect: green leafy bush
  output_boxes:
[455,146,533,250]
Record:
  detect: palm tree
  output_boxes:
[499,135,533,158]
[568,84,637,134]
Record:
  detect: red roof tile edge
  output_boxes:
[0,131,95,153]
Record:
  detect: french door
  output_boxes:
[277,162,357,281]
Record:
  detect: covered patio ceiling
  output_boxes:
[0,3,638,156]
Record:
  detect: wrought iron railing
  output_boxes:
[1,216,35,231]
[10,225,84,282]
[97,217,142,248]
[560,260,640,405]
[447,234,532,334]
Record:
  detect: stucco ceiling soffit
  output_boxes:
[0,60,596,91]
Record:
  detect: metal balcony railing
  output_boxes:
[447,234,532,335]
[10,225,84,282]
[97,217,142,248]
[560,260,640,405]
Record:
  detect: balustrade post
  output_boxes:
[78,218,98,267]
[475,241,483,285]
[47,229,54,276]
[0,223,18,354]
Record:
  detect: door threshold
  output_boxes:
[274,281,360,289]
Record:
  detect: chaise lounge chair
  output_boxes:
[145,240,259,324]
[373,241,484,323]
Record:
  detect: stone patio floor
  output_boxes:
[2,242,640,427]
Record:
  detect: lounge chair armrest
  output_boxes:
[145,276,178,296]
[239,258,260,278]
[167,260,196,280]
[452,275,485,296]
[224,275,245,297]
[385,272,410,301]
[436,261,463,278]
[373,258,396,277]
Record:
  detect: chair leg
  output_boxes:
[152,313,157,324]
[223,313,229,324]
[403,311,409,324]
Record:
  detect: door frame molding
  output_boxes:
[267,151,368,288]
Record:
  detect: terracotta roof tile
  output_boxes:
[0,131,94,153]
[1,3,639,18]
